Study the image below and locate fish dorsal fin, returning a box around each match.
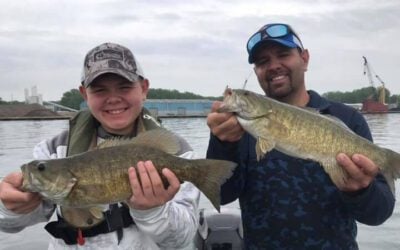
[89,206,105,219]
[97,137,133,149]
[321,114,356,133]
[97,128,181,155]
[133,129,181,155]
[302,109,355,134]
[302,108,353,132]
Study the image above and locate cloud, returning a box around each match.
[0,0,399,101]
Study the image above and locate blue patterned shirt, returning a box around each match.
[207,90,395,249]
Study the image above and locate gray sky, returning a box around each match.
[1,0,399,101]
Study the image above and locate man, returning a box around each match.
[206,23,395,249]
[0,42,200,249]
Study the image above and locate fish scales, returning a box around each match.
[218,88,400,193]
[57,145,196,206]
[21,129,237,212]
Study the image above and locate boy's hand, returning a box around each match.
[0,172,42,214]
[127,161,180,210]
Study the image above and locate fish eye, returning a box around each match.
[37,162,46,171]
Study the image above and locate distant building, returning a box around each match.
[24,86,43,105]
[80,99,214,117]
[144,99,213,117]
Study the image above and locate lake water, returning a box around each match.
[0,114,400,249]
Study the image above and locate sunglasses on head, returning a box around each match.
[246,23,304,53]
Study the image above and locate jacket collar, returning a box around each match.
[306,90,331,113]
[67,108,161,156]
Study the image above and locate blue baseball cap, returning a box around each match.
[247,23,304,63]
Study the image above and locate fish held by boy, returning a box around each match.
[217,88,400,194]
[20,129,237,227]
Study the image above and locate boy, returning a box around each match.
[0,42,200,249]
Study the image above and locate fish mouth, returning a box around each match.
[237,113,269,120]
[20,165,33,191]
[216,103,242,114]
[219,87,269,120]
[217,104,268,120]
[22,172,42,193]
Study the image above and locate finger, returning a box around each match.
[5,193,42,214]
[144,161,165,196]
[208,114,243,142]
[128,166,143,197]
[3,172,24,188]
[12,196,42,214]
[337,153,374,191]
[351,154,379,177]
[336,153,364,180]
[0,182,38,204]
[216,116,244,142]
[137,161,154,196]
[207,112,233,130]
[211,101,223,112]
[161,168,180,197]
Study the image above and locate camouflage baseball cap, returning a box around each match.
[81,42,145,87]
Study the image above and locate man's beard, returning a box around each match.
[264,81,293,101]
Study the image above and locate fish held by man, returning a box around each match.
[217,88,400,194]
[20,129,237,214]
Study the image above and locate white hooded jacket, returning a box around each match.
[0,129,200,250]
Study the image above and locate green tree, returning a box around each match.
[60,89,83,110]
[322,87,396,104]
[389,95,400,104]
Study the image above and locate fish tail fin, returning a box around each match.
[382,149,400,195]
[189,159,237,212]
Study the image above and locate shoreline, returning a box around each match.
[0,115,209,121]
[0,116,72,121]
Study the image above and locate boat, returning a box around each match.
[361,56,389,114]
[361,99,388,113]
[194,207,244,249]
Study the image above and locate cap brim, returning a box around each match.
[248,38,298,64]
[83,69,141,87]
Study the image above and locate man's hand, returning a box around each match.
[336,153,380,193]
[0,172,42,214]
[127,161,180,210]
[206,101,244,142]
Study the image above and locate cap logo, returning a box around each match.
[94,49,123,62]
[108,60,125,71]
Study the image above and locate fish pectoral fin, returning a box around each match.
[61,207,105,228]
[256,137,275,161]
[89,206,105,220]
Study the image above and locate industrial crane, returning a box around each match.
[362,56,386,104]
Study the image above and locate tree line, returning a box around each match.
[322,87,399,104]
[56,88,222,110]
[1,87,398,110]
